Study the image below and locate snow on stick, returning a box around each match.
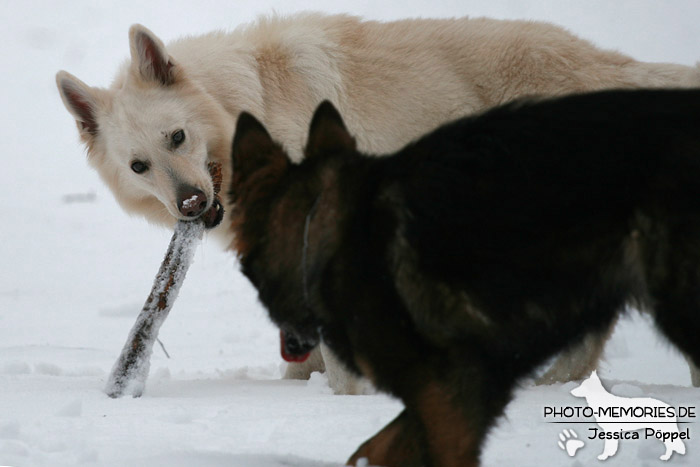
[105,162,223,398]
[104,221,204,397]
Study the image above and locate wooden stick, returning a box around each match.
[105,163,223,398]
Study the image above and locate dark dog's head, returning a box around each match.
[228,101,357,356]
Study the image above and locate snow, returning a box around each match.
[182,196,199,210]
[1,1,699,466]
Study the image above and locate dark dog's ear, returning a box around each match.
[231,112,288,182]
[305,101,356,159]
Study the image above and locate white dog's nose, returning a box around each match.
[177,187,207,217]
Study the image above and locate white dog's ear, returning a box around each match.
[305,101,356,159]
[56,70,109,138]
[129,24,178,85]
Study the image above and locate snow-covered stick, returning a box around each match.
[105,221,204,398]
[105,162,223,398]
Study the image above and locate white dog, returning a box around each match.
[56,13,700,394]
[571,371,687,461]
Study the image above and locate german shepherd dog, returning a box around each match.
[229,89,700,466]
[56,14,700,392]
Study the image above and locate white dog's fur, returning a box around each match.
[56,13,700,394]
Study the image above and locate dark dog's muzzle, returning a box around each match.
[280,329,319,363]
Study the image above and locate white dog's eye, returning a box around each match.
[131,160,150,174]
[172,129,185,147]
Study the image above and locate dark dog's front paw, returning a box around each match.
[347,410,425,467]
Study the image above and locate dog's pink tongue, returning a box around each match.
[280,332,311,363]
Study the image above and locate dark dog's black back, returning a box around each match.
[388,90,700,363]
[229,89,700,466]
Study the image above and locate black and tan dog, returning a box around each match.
[229,90,700,466]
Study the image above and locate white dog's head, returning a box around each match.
[56,25,231,227]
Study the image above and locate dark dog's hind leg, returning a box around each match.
[647,230,700,387]
[683,354,700,387]
[652,294,700,387]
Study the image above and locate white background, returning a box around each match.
[0,1,699,465]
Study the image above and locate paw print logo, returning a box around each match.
[558,428,585,457]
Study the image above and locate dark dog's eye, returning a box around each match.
[172,129,185,147]
[131,160,149,174]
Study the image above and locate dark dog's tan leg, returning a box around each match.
[350,380,484,466]
[349,360,497,467]
[414,381,482,467]
[347,409,426,467]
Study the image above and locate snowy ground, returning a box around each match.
[1,1,699,466]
